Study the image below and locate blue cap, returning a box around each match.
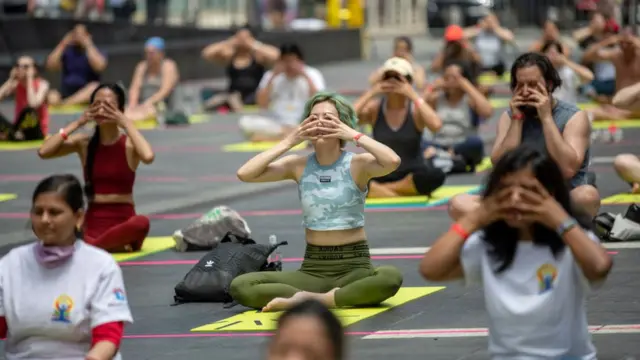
[145,37,165,51]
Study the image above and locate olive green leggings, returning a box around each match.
[229,241,403,309]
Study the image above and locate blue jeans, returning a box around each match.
[422,136,485,167]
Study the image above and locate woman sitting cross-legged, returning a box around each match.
[230,92,404,312]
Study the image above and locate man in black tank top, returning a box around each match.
[448,53,600,220]
[201,26,280,112]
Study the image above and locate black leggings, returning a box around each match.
[374,161,446,195]
[0,108,44,141]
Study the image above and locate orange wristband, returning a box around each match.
[59,128,68,140]
[353,133,364,147]
[451,223,470,239]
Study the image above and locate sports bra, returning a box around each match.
[88,135,136,195]
[298,152,367,231]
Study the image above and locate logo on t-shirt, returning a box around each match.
[113,288,126,301]
[536,264,558,293]
[51,294,74,323]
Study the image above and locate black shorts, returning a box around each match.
[0,108,43,141]
[482,62,506,77]
[373,162,446,195]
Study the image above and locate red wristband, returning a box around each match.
[353,133,364,147]
[451,223,470,239]
[414,98,425,108]
[59,128,68,140]
[512,113,523,121]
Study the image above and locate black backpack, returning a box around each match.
[172,232,287,306]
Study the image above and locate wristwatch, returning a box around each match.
[556,217,578,237]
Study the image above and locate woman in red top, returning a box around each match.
[0,56,50,141]
[38,83,155,252]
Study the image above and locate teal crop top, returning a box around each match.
[298,151,368,231]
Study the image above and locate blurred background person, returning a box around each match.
[529,20,572,57]
[542,40,594,105]
[463,13,514,78]
[201,26,280,113]
[0,56,49,141]
[423,63,493,174]
[369,36,426,90]
[268,299,345,360]
[146,0,168,24]
[239,43,325,142]
[46,24,107,107]
[126,37,179,122]
[430,25,482,83]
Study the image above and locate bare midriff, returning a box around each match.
[305,227,367,247]
[93,193,134,204]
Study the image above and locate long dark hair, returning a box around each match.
[510,52,562,93]
[275,299,344,360]
[32,174,85,238]
[85,83,126,200]
[482,146,590,273]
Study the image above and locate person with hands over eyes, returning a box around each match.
[369,36,427,90]
[232,92,403,312]
[46,24,106,107]
[355,57,445,198]
[38,83,155,253]
[463,13,514,77]
[201,25,280,112]
[449,52,600,221]
[0,56,50,141]
[0,174,133,360]
[423,63,493,173]
[420,146,612,360]
[240,43,325,142]
[542,40,594,105]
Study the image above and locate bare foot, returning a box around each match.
[262,292,312,312]
[632,183,640,194]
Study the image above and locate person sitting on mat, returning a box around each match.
[420,146,612,360]
[463,13,514,78]
[231,91,403,312]
[612,82,640,193]
[369,36,426,90]
[580,20,623,106]
[354,57,445,198]
[542,40,594,105]
[46,24,106,107]
[431,25,482,83]
[239,43,325,142]
[125,37,179,122]
[448,53,601,220]
[584,27,640,120]
[201,25,280,112]
[422,63,493,173]
[0,56,50,141]
[529,20,572,57]
[38,83,154,252]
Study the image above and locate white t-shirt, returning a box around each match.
[258,66,326,127]
[0,241,133,360]
[554,66,580,105]
[460,231,598,360]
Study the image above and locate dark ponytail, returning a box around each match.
[84,83,127,201]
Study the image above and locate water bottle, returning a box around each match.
[268,235,281,263]
[610,125,623,143]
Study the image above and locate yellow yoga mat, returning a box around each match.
[366,185,478,205]
[478,73,510,86]
[489,98,597,110]
[135,118,158,130]
[475,157,492,172]
[49,104,87,115]
[602,193,640,205]
[0,194,17,203]
[0,140,44,150]
[592,119,640,129]
[191,286,445,332]
[111,236,175,262]
[223,141,307,152]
